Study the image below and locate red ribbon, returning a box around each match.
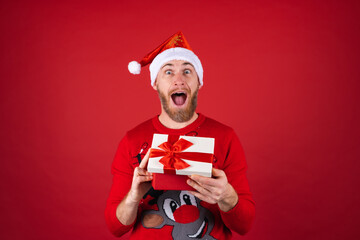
[149,137,213,174]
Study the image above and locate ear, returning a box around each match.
[142,211,166,229]
[197,77,202,89]
[152,80,158,91]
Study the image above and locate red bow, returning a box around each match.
[149,138,213,174]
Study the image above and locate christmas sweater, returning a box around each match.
[105,113,255,239]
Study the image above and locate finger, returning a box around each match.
[187,190,216,205]
[136,175,153,183]
[187,178,224,204]
[212,168,225,178]
[139,149,151,168]
[134,168,153,182]
[187,178,212,196]
[187,190,204,200]
[190,174,218,189]
[136,167,152,176]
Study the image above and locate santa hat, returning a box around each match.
[128,31,203,86]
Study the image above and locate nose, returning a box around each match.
[173,205,199,224]
[173,72,185,86]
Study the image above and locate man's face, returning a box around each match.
[153,60,200,123]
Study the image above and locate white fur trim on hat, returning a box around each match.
[128,61,141,74]
[149,48,203,86]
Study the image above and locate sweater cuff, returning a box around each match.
[219,198,240,218]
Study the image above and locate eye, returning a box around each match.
[180,191,197,206]
[165,70,172,75]
[163,198,179,221]
[184,69,191,74]
[183,194,192,205]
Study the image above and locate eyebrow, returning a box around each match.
[160,62,194,69]
[161,63,174,69]
[182,62,194,67]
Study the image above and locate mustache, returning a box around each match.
[169,88,190,95]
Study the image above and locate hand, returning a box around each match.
[127,150,153,204]
[187,168,238,212]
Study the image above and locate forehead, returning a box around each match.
[160,60,195,69]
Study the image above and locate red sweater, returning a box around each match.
[105,114,255,239]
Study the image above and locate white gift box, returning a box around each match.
[147,134,215,177]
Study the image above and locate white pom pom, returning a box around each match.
[128,61,141,74]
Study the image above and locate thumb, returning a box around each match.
[139,149,151,169]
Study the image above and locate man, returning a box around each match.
[105,31,255,239]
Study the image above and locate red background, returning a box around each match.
[1,0,359,239]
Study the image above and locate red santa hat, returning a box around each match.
[128,31,203,86]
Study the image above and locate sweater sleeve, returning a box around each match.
[219,129,255,235]
[104,134,137,237]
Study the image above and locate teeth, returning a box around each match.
[172,91,186,95]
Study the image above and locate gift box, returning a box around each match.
[147,134,215,190]
[151,173,193,191]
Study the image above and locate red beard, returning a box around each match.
[157,88,198,123]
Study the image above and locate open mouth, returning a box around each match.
[171,91,187,106]
[187,217,209,238]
